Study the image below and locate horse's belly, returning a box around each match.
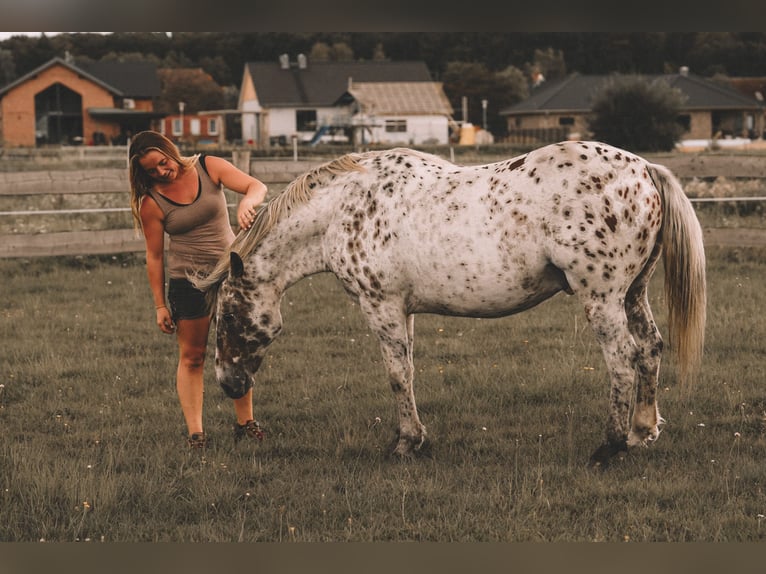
[406,262,567,318]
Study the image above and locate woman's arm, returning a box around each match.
[204,155,267,230]
[140,197,175,334]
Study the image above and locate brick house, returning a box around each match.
[500,71,764,146]
[156,112,225,146]
[0,56,164,147]
[154,67,226,146]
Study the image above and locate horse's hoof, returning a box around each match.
[588,440,628,469]
[628,417,665,447]
[389,434,427,459]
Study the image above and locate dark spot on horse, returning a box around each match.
[605,214,618,232]
[509,157,525,171]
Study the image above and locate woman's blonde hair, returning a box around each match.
[128,130,195,233]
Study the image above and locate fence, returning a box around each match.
[1,151,765,258]
[0,151,323,258]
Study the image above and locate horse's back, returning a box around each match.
[323,142,663,316]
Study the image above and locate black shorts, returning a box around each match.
[167,278,209,321]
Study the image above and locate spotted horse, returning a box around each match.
[194,141,707,467]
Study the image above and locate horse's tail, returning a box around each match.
[647,163,707,385]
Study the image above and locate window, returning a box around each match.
[296,110,317,131]
[676,114,691,131]
[558,116,575,126]
[190,119,201,136]
[385,119,407,133]
[207,118,219,135]
[172,118,183,136]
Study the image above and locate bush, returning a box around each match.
[588,75,687,152]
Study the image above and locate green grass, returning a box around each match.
[1,247,765,542]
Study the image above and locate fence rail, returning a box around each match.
[2,152,765,258]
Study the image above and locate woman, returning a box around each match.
[128,130,267,449]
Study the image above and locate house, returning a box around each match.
[500,70,764,146]
[157,111,224,146]
[339,80,454,146]
[239,55,450,147]
[727,76,766,136]
[155,67,227,146]
[0,56,164,147]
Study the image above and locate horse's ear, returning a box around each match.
[230,252,245,278]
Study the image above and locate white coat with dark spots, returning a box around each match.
[195,141,707,467]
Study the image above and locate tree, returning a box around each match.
[524,47,567,84]
[156,68,224,114]
[308,41,354,62]
[442,61,528,136]
[0,49,16,86]
[588,75,687,152]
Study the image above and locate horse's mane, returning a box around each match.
[193,151,368,295]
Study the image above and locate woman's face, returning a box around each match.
[138,150,179,184]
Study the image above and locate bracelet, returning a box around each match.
[155,304,167,310]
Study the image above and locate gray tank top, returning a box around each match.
[148,155,235,279]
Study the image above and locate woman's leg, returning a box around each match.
[175,315,211,437]
[233,389,254,426]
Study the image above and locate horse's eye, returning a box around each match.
[222,313,236,323]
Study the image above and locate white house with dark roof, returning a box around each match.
[342,80,454,146]
[238,55,453,146]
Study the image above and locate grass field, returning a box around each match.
[1,241,765,542]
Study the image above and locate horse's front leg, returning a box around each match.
[365,305,426,456]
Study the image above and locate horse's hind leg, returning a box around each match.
[582,298,639,466]
[625,252,664,447]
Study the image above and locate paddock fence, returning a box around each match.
[1,151,765,258]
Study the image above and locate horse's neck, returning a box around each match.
[250,209,328,292]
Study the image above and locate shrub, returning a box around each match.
[588,75,687,152]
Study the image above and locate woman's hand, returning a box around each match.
[237,198,260,230]
[156,306,176,334]
[203,155,267,231]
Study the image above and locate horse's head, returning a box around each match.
[211,251,283,399]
